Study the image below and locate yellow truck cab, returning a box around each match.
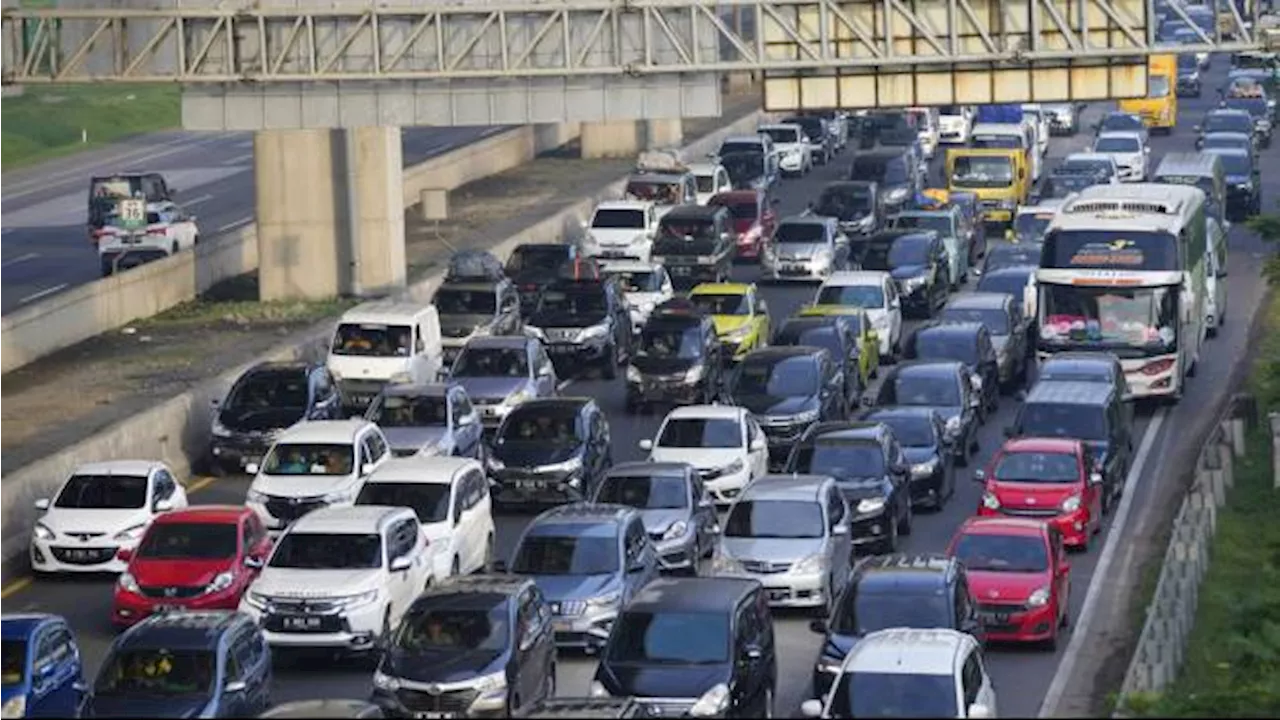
[687,282,770,362]
[945,148,1029,229]
[1118,54,1178,133]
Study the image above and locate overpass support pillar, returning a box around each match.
[254,127,406,301]
[580,119,684,159]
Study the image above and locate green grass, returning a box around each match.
[1125,293,1280,718]
[1,84,180,169]
[142,296,359,330]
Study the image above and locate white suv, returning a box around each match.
[240,505,431,651]
[639,405,768,506]
[581,200,659,262]
[29,460,188,574]
[801,628,998,719]
[245,419,391,533]
[355,456,496,582]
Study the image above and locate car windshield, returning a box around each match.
[1013,213,1055,243]
[832,672,960,719]
[435,289,498,316]
[96,650,215,696]
[734,356,819,397]
[137,523,238,560]
[952,532,1051,573]
[775,223,826,244]
[1201,134,1250,151]
[994,451,1080,483]
[453,347,529,378]
[724,500,824,539]
[780,327,844,360]
[370,394,448,428]
[55,474,148,509]
[1102,115,1143,132]
[1018,403,1107,442]
[1224,97,1268,117]
[394,603,509,652]
[719,153,766,184]
[506,247,567,273]
[1207,151,1253,176]
[261,443,354,476]
[915,331,979,365]
[226,371,308,411]
[892,214,954,236]
[1060,158,1113,176]
[894,374,961,406]
[638,325,703,360]
[1204,113,1253,133]
[270,533,383,569]
[854,158,908,185]
[1094,136,1141,153]
[870,415,937,447]
[332,323,414,357]
[1,641,24,686]
[977,270,1032,300]
[512,531,619,575]
[592,209,647,230]
[951,156,1015,187]
[815,187,872,215]
[792,441,886,478]
[970,134,1021,149]
[658,418,743,449]
[940,307,1009,336]
[719,141,763,156]
[817,284,885,307]
[690,293,749,315]
[836,590,953,635]
[537,287,607,318]
[608,269,662,293]
[1039,284,1178,351]
[596,474,690,509]
[499,408,581,445]
[695,174,718,193]
[608,611,730,665]
[761,126,801,144]
[888,237,931,266]
[356,482,450,524]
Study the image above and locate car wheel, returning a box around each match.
[602,341,618,380]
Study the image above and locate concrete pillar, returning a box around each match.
[254,128,343,301]
[581,121,642,159]
[645,119,684,148]
[346,126,406,297]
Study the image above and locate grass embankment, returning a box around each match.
[1133,293,1280,717]
[2,84,180,169]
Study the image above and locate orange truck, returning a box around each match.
[1118,54,1178,133]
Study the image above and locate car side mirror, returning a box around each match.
[153,498,174,513]
[224,680,247,694]
[244,555,264,569]
[639,438,654,451]
[33,498,50,511]
[116,547,134,562]
[973,469,987,483]
[389,556,412,572]
[1003,425,1016,438]
[801,700,824,718]
[245,462,260,475]
[1089,471,1104,485]
[361,463,376,476]
[749,438,766,452]
[968,703,994,719]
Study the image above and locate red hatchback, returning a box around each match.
[112,505,272,628]
[948,516,1071,648]
[974,437,1103,551]
[708,189,777,259]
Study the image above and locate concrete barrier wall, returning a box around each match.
[0,108,769,573]
[0,123,580,375]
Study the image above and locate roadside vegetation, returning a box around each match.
[1,84,180,168]
[1125,291,1280,717]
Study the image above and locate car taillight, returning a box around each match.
[1141,358,1176,376]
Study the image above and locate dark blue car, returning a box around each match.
[2,613,89,718]
[88,611,270,719]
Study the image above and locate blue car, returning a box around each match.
[1,613,89,718]
[87,611,271,719]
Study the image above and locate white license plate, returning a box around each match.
[414,713,459,719]
[66,549,103,560]
[517,480,549,490]
[282,616,323,630]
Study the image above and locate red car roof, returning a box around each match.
[957,516,1051,538]
[152,505,250,524]
[999,436,1082,454]
[709,190,761,203]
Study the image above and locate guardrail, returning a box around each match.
[0,122,580,374]
[1112,396,1255,714]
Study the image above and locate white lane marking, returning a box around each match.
[18,283,68,305]
[184,193,215,207]
[1,252,39,268]
[217,217,252,233]
[1038,406,1168,717]
[222,153,253,166]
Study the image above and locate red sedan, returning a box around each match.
[974,437,1103,551]
[708,189,777,260]
[112,505,272,628]
[948,516,1071,648]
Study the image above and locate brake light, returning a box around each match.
[1140,358,1176,376]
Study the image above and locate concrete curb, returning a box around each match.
[0,106,771,581]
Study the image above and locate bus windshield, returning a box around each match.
[1042,230,1179,272]
[1039,284,1179,356]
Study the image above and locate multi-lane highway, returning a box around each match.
[0,126,508,314]
[3,61,1273,718]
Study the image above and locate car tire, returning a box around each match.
[602,342,618,380]
[544,664,556,701]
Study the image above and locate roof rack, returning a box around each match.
[445,250,505,282]
[634,149,689,175]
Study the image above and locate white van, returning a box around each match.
[327,301,443,413]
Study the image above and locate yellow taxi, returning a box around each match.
[688,282,770,361]
[797,304,881,387]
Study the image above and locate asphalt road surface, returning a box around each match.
[0,126,508,314]
[4,59,1274,718]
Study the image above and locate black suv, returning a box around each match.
[858,230,949,317]
[1005,380,1133,514]
[808,554,983,698]
[772,316,866,409]
[371,576,556,718]
[809,181,884,237]
[487,397,613,507]
[1204,147,1262,218]
[730,346,847,470]
[784,421,912,553]
[435,254,524,365]
[594,577,777,718]
[940,293,1030,389]
[625,298,726,412]
[651,205,735,289]
[874,361,982,465]
[90,611,271,718]
[208,361,341,474]
[528,260,633,379]
[506,243,579,319]
[848,150,918,212]
[857,407,954,510]
[903,322,1000,418]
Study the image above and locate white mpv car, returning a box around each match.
[240,505,432,651]
[640,405,768,506]
[29,460,188,575]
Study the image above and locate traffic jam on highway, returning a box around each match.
[5,32,1278,720]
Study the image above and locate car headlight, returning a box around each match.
[970,372,984,390]
[577,324,610,342]
[246,489,268,503]
[887,187,909,203]
[911,459,939,477]
[244,591,270,611]
[626,365,643,382]
[856,497,886,515]
[502,389,531,408]
[486,454,506,471]
[113,524,148,542]
[1061,494,1082,512]
[118,572,141,594]
[901,275,927,292]
[211,419,231,438]
[590,680,611,698]
[373,669,402,692]
[389,372,413,385]
[1027,586,1051,607]
[3,695,27,719]
[712,553,742,574]
[588,591,622,608]
[998,199,1018,210]
[872,315,890,330]
[543,456,584,476]
[690,683,731,718]
[205,571,235,595]
[785,409,821,425]
[32,522,54,541]
[792,553,824,574]
[662,521,689,541]
[323,489,356,504]
[722,458,745,476]
[641,301,657,314]
[813,247,834,265]
[337,589,379,608]
[815,657,843,674]
[982,492,1001,510]
[472,670,508,694]
[683,365,706,383]
[944,416,962,436]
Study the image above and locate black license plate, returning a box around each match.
[155,604,182,613]
[281,615,324,631]
[350,394,375,406]
[550,345,577,355]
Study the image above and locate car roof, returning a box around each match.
[980,264,1035,279]
[740,473,831,502]
[1041,352,1119,370]
[365,456,478,485]
[599,259,662,273]
[809,421,888,443]
[690,282,752,295]
[289,505,409,534]
[1204,147,1252,160]
[664,404,746,421]
[340,301,430,324]
[507,397,591,414]
[778,214,829,227]
[709,190,762,203]
[861,406,943,422]
[278,418,373,444]
[119,611,246,651]
[595,200,652,211]
[626,576,760,613]
[70,459,161,477]
[465,335,533,350]
[917,321,985,338]
[661,205,721,221]
[855,554,958,591]
[382,382,453,399]
[846,628,972,675]
[244,360,313,375]
[744,346,823,363]
[532,502,637,527]
[1001,436,1083,454]
[944,293,1010,310]
[605,461,693,477]
[1208,107,1253,119]
[958,515,1052,538]
[420,573,533,600]
[2,614,60,639]
[1024,380,1115,405]
[1097,130,1145,141]
[893,359,965,377]
[826,270,892,286]
[152,506,249,525]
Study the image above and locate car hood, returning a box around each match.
[587,228,648,246]
[966,569,1053,604]
[833,479,890,501]
[219,406,305,433]
[89,695,211,719]
[903,446,942,464]
[890,265,927,281]
[383,649,505,684]
[328,355,409,382]
[493,443,580,468]
[382,426,450,454]
[631,356,698,375]
[907,404,962,423]
[721,537,824,563]
[638,509,691,536]
[527,573,619,602]
[650,447,741,471]
[1227,174,1253,185]
[454,376,529,402]
[252,568,384,597]
[710,315,751,336]
[251,473,355,498]
[773,242,827,259]
[129,557,235,588]
[731,393,816,417]
[40,508,151,537]
[1098,150,1143,166]
[510,268,559,288]
[597,663,731,699]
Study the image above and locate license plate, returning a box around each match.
[282,616,323,631]
[155,604,182,613]
[67,549,101,560]
[517,480,549,490]
[351,394,375,406]
[982,612,1011,624]
[414,713,459,719]
[767,588,789,601]
[670,265,692,276]
[550,345,576,355]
